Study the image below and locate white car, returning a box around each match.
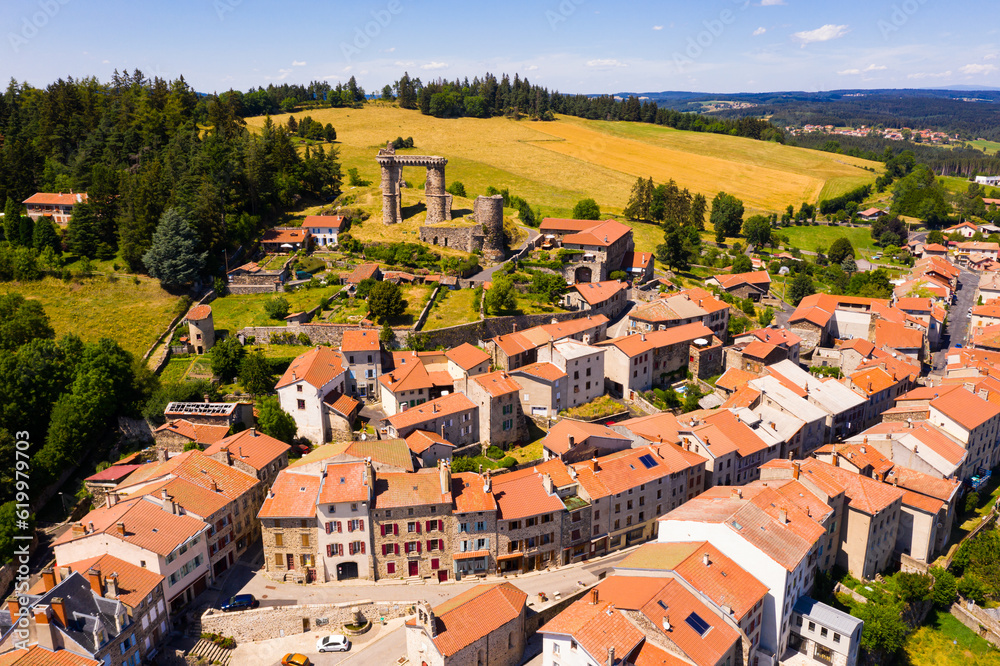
[316,635,351,653]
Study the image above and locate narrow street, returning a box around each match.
[931,264,978,374]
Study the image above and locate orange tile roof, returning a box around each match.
[562,220,633,247]
[571,445,697,500]
[405,429,455,455]
[54,497,207,556]
[154,419,230,445]
[153,477,231,517]
[0,646,100,666]
[601,323,714,358]
[262,227,310,244]
[886,465,960,502]
[317,461,370,504]
[900,489,945,514]
[618,412,683,444]
[491,331,535,358]
[346,262,380,283]
[639,578,741,666]
[543,419,630,456]
[715,367,759,392]
[751,327,801,346]
[301,214,345,230]
[513,362,566,382]
[541,599,645,665]
[849,367,897,396]
[186,304,212,321]
[23,192,88,206]
[896,297,933,312]
[451,472,498,513]
[802,459,903,515]
[83,464,142,484]
[375,469,451,508]
[423,583,527,657]
[624,251,653,269]
[203,429,290,473]
[874,320,924,351]
[59,554,164,611]
[340,329,381,352]
[721,385,762,409]
[386,393,476,431]
[830,443,894,477]
[957,241,1000,251]
[698,409,770,457]
[290,439,415,472]
[740,339,779,360]
[276,346,346,389]
[930,386,1000,430]
[445,343,490,370]
[573,280,627,306]
[539,218,600,233]
[789,305,832,327]
[324,390,361,418]
[712,270,772,290]
[491,468,566,519]
[472,370,522,397]
[258,470,321,518]
[632,642,692,666]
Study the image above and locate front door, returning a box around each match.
[437,570,448,583]
[408,561,419,577]
[287,554,295,570]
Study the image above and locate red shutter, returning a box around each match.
[431,558,439,570]
[325,522,332,534]
[347,521,353,533]
[360,542,366,554]
[417,541,422,554]
[380,524,386,537]
[416,522,422,534]
[326,544,333,557]
[339,544,344,556]
[337,521,343,533]
[394,524,399,536]
[349,542,354,556]
[439,538,444,550]
[359,519,364,530]
[382,544,387,556]
[395,543,400,555]
[438,520,443,531]
[425,520,432,532]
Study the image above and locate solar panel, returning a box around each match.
[685,612,712,636]
[638,454,658,469]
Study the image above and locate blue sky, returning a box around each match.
[3,0,999,94]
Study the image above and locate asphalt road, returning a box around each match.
[931,264,979,373]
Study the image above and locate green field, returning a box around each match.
[245,105,880,220]
[906,609,1000,666]
[423,288,480,330]
[1,276,180,357]
[211,285,343,334]
[778,225,878,254]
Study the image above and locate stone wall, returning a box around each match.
[418,225,484,253]
[228,283,280,295]
[413,286,441,332]
[951,599,1000,649]
[523,584,594,636]
[201,599,416,643]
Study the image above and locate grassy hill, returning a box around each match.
[246,104,880,220]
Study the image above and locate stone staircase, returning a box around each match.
[188,638,233,666]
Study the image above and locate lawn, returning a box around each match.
[630,219,666,256]
[261,254,290,270]
[906,609,1000,665]
[324,297,370,324]
[244,105,880,220]
[423,288,480,331]
[393,284,435,326]
[777,224,878,254]
[211,285,343,333]
[1,276,180,357]
[159,356,194,383]
[562,396,628,420]
[515,292,568,316]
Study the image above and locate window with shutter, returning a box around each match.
[425,520,432,532]
[387,562,395,574]
[382,544,388,556]
[380,524,386,537]
[325,522,332,534]
[438,519,443,531]
[416,522,421,533]
[395,544,400,555]
[349,543,354,556]
[440,538,445,550]
[431,558,439,569]
[394,524,399,536]
[337,521,343,533]
[417,541,422,553]
[360,542,365,554]
[327,544,333,557]
[359,519,364,530]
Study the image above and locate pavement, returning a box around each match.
[469,227,541,283]
[229,617,408,666]
[930,263,978,374]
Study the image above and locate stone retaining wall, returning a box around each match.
[200,599,415,643]
[950,600,1000,648]
[419,225,484,253]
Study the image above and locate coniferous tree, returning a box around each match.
[3,198,20,244]
[17,215,33,248]
[32,216,60,254]
[143,208,207,288]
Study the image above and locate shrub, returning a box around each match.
[264,296,290,320]
[964,491,980,514]
[498,457,517,469]
[485,446,505,461]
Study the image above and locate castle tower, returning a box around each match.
[476,195,506,263]
[186,305,215,354]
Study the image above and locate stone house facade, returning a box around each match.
[465,371,524,449]
[316,461,375,582]
[383,393,479,446]
[341,330,384,400]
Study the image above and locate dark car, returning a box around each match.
[220,594,259,612]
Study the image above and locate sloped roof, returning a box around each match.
[275,346,346,389]
[60,554,164,611]
[873,320,924,351]
[301,214,345,230]
[258,470,321,518]
[600,323,714,358]
[386,393,476,431]
[23,192,88,206]
[0,645,100,665]
[573,280,627,306]
[421,583,527,657]
[340,329,381,352]
[715,367,759,392]
[540,599,645,665]
[317,461,370,504]
[571,445,696,500]
[711,271,772,290]
[375,469,451,508]
[290,439,415,473]
[490,467,566,519]
[544,419,631,456]
[638,578,741,666]
[186,304,212,321]
[930,386,1000,430]
[512,362,566,383]
[154,419,230,445]
[405,429,455,455]
[802,459,903,515]
[346,263,380,283]
[202,428,290,472]
[562,220,632,247]
[472,371,522,397]
[54,497,206,556]
[445,343,490,370]
[451,472,497,513]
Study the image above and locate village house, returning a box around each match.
[622,250,654,283]
[541,420,633,464]
[406,583,527,666]
[487,316,608,371]
[203,427,291,487]
[301,214,347,247]
[463,371,524,448]
[541,219,635,284]
[257,470,322,583]
[340,329,384,399]
[706,270,772,301]
[599,323,717,396]
[275,346,348,445]
[562,280,629,319]
[22,191,87,226]
[490,466,566,575]
[628,288,730,340]
[315,461,376,582]
[510,362,567,419]
[383,393,479,445]
[163,401,249,429]
[445,343,491,380]
[732,327,802,365]
[261,227,311,253]
[451,472,499,580]
[152,419,230,455]
[405,430,456,469]
[536,339,606,410]
[378,350,454,416]
[344,262,382,286]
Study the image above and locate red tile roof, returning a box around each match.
[324,390,361,419]
[472,370,521,397]
[262,227,310,244]
[544,419,630,456]
[740,339,779,360]
[573,280,627,306]
[60,553,164,610]
[276,346,346,389]
[541,599,644,665]
[562,220,633,248]
[711,270,772,290]
[386,393,476,431]
[750,327,801,346]
[930,386,1000,431]
[301,215,345,230]
[849,367,897,396]
[154,419,231,445]
[317,461,370,504]
[186,304,212,321]
[346,263,380,283]
[715,367,759,392]
[375,469,451,508]
[490,467,566,519]
[422,583,527,657]
[640,579,741,666]
[54,497,207,556]
[874,320,924,351]
[204,429,290,472]
[405,429,455,455]
[571,445,698,499]
[340,329,381,352]
[258,470,321,518]
[539,218,601,233]
[513,362,566,382]
[451,472,497,513]
[600,323,714,358]
[445,343,490,371]
[84,464,143,484]
[23,192,88,206]
[0,645,100,666]
[802,459,903,515]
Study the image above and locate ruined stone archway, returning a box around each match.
[376,143,452,224]
[575,266,593,283]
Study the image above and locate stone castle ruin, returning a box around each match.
[376,145,508,262]
[376,143,452,224]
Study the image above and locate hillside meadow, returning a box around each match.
[245,104,881,220]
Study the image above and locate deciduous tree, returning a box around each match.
[256,396,297,443]
[711,192,745,243]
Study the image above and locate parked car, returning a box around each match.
[281,654,311,666]
[219,594,259,612]
[316,635,351,653]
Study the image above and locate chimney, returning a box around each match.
[439,460,452,496]
[793,461,801,480]
[860,445,867,455]
[157,446,168,463]
[50,597,67,627]
[161,489,176,515]
[703,552,711,566]
[568,435,576,449]
[210,480,219,493]
[731,488,742,499]
[106,491,119,508]
[6,596,19,622]
[542,473,554,494]
[640,333,646,342]
[590,457,599,473]
[33,605,56,652]
[58,566,70,581]
[591,588,599,605]
[483,469,491,494]
[441,424,446,439]
[115,522,125,537]
[833,455,839,467]
[779,508,788,524]
[433,403,438,413]
[87,521,94,534]
[71,523,85,537]
[40,568,56,592]
[607,646,615,666]
[86,568,102,595]
[105,573,119,599]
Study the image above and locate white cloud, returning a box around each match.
[984,53,998,60]
[292,60,306,67]
[961,63,998,75]
[525,64,539,71]
[652,25,663,31]
[837,68,860,75]
[586,58,627,68]
[102,59,109,64]
[383,47,396,53]
[864,64,887,71]
[394,61,415,67]
[760,0,785,5]
[753,27,766,36]
[907,71,952,79]
[792,24,850,46]
[266,68,293,81]
[421,61,448,70]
